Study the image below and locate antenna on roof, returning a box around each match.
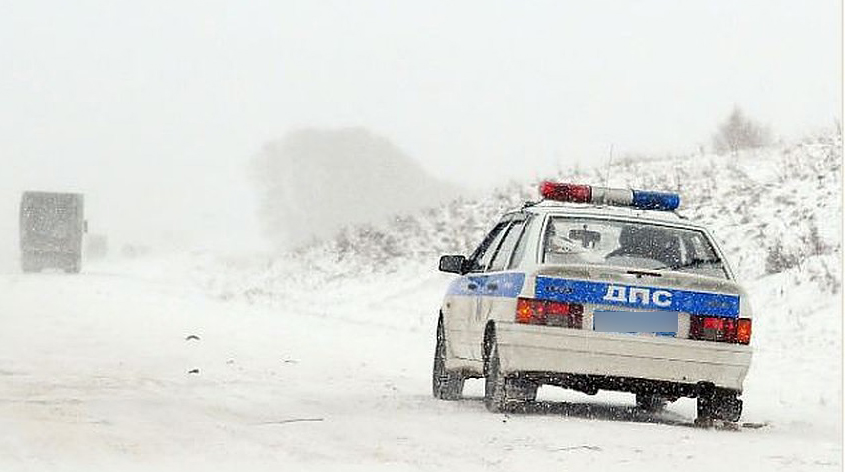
[603,144,614,188]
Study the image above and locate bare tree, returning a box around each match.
[712,106,772,155]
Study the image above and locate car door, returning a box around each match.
[447,220,511,360]
[468,216,530,361]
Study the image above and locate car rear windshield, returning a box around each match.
[542,217,728,279]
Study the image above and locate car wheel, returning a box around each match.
[432,316,464,400]
[484,339,507,412]
[636,393,668,412]
[509,378,539,403]
[484,335,536,412]
[697,388,742,424]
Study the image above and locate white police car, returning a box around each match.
[433,182,752,424]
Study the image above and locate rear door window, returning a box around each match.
[508,216,533,269]
[467,221,510,273]
[488,219,527,272]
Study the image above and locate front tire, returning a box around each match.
[432,316,464,400]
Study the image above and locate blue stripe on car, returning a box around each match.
[446,272,525,297]
[535,276,740,317]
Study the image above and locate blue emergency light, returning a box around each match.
[540,182,680,211]
[631,189,680,211]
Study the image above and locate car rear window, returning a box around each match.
[542,217,728,279]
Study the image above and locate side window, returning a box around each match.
[489,219,527,272]
[508,216,533,269]
[468,221,511,273]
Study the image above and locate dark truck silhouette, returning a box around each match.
[19,191,86,273]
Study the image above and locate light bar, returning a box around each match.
[539,181,680,211]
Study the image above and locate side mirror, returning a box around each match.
[439,255,467,274]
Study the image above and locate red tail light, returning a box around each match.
[516,298,583,328]
[690,316,751,345]
[737,318,752,344]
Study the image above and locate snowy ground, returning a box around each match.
[0,255,840,471]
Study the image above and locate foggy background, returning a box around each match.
[0,1,840,264]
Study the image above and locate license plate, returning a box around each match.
[593,310,678,337]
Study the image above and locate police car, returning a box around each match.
[433,182,752,424]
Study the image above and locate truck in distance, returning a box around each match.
[19,191,86,273]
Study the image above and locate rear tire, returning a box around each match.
[484,335,537,412]
[484,340,507,412]
[697,388,742,423]
[432,316,464,400]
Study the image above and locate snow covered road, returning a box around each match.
[0,259,840,471]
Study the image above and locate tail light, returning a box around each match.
[516,298,583,328]
[689,316,751,345]
[736,318,752,344]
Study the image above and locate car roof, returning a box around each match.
[511,200,699,228]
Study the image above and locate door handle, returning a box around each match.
[467,283,478,290]
[487,283,498,291]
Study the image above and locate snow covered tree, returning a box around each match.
[712,106,772,155]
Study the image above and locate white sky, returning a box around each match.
[0,0,841,253]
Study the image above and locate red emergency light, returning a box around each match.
[539,182,591,203]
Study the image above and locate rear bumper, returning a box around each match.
[496,322,752,391]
